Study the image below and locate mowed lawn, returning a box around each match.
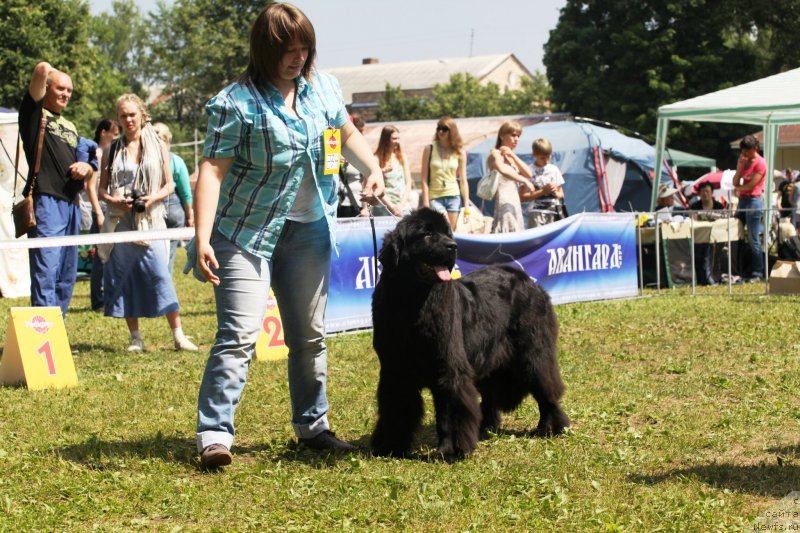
[0,248,798,531]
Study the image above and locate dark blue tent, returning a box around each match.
[467,120,676,214]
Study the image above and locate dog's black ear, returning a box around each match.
[378,229,402,274]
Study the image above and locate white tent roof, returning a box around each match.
[658,67,800,125]
[0,110,17,125]
[653,68,800,211]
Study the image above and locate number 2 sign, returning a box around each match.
[0,307,78,390]
[254,290,289,362]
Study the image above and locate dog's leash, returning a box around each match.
[367,195,402,285]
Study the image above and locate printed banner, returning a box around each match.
[326,217,398,333]
[453,213,638,305]
[324,213,638,333]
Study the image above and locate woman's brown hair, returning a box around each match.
[375,125,406,169]
[432,116,463,152]
[494,121,522,149]
[243,3,317,87]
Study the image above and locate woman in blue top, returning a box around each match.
[193,3,384,468]
[153,123,194,274]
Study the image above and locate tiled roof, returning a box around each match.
[732,124,800,148]
[325,54,529,104]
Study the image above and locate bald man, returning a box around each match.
[19,62,96,316]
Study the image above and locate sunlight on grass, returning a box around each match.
[0,250,798,530]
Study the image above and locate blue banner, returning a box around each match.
[452,213,638,305]
[325,213,638,333]
[326,217,397,333]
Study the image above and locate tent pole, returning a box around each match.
[762,120,778,291]
[652,117,669,211]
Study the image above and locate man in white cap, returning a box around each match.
[654,183,679,222]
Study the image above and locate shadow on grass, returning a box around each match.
[57,432,369,472]
[56,423,567,471]
[57,432,198,468]
[71,342,121,353]
[352,424,556,464]
[631,460,800,498]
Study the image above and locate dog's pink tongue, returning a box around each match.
[434,266,452,281]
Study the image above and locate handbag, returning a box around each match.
[12,195,35,239]
[476,170,500,201]
[455,205,491,234]
[12,117,46,238]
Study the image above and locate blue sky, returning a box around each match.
[88,0,567,73]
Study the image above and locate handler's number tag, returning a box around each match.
[323,129,341,175]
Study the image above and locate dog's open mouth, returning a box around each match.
[420,263,452,282]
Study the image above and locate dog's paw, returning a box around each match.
[532,410,571,437]
[437,448,466,463]
[479,420,501,440]
[371,445,409,459]
[436,440,473,463]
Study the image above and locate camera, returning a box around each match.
[130,188,147,213]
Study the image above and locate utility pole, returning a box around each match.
[469,28,474,57]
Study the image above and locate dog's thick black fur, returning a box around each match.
[371,208,569,461]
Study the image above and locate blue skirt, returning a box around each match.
[103,215,180,318]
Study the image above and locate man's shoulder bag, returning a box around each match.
[12,116,46,238]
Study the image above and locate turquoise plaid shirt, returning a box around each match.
[203,71,348,260]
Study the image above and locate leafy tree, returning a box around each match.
[0,0,131,135]
[90,0,148,96]
[425,73,504,118]
[499,73,552,115]
[375,84,429,122]
[145,0,266,135]
[543,0,799,167]
[376,72,552,122]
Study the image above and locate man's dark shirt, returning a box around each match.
[778,180,794,217]
[18,92,82,201]
[689,197,725,221]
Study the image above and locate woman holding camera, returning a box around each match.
[98,93,197,353]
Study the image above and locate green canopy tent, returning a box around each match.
[653,67,800,212]
[664,148,715,171]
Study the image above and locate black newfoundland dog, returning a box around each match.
[371,208,569,461]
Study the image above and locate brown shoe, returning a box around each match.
[200,444,232,467]
[299,430,356,452]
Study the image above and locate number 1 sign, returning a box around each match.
[0,307,78,390]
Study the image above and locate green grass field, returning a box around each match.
[0,249,798,531]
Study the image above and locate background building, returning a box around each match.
[326,54,533,121]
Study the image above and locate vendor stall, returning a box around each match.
[639,218,745,287]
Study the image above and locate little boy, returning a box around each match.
[520,138,566,228]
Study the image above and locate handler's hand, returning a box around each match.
[196,241,220,286]
[360,170,386,206]
[69,162,93,180]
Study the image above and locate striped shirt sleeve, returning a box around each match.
[203,92,245,159]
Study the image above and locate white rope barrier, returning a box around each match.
[0,227,194,250]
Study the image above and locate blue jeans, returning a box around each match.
[29,194,81,316]
[735,196,765,278]
[196,218,332,452]
[164,193,186,275]
[430,195,462,213]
